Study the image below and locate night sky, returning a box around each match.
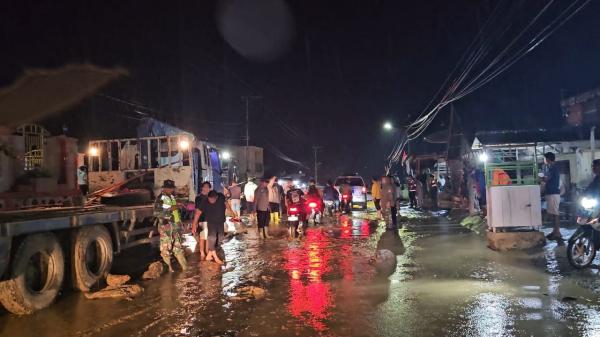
[1,0,599,180]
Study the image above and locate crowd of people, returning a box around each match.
[153,169,466,272]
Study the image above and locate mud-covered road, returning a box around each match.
[2,208,600,337]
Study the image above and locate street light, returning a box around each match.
[222,151,231,160]
[383,121,393,131]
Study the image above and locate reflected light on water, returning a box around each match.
[284,230,334,332]
[339,216,371,239]
[463,293,514,337]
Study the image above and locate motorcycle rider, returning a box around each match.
[339,180,353,213]
[286,182,305,207]
[586,159,600,194]
[306,179,323,203]
[323,179,340,215]
[286,182,306,237]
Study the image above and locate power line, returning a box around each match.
[389,0,591,169]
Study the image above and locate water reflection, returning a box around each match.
[339,215,371,239]
[462,293,514,337]
[284,230,334,332]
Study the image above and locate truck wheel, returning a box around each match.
[0,233,65,314]
[72,225,113,292]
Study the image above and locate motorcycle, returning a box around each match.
[324,200,337,217]
[287,201,306,238]
[306,199,323,225]
[567,195,600,269]
[340,192,352,214]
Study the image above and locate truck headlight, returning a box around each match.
[581,197,598,210]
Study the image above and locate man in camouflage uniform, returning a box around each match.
[154,179,187,272]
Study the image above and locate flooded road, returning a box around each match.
[2,208,600,337]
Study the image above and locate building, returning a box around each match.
[222,145,264,182]
[472,128,600,193]
[562,87,600,127]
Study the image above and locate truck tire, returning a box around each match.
[0,233,65,314]
[72,225,113,292]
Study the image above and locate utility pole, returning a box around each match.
[312,145,322,183]
[241,96,261,179]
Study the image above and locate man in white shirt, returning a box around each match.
[77,166,88,195]
[244,178,258,222]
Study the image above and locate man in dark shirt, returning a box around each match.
[191,182,211,260]
[195,190,232,264]
[543,152,562,240]
[323,180,339,215]
[585,160,600,195]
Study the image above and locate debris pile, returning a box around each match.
[84,274,143,300]
[142,261,165,280]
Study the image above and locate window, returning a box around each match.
[100,141,109,172]
[90,142,100,172]
[110,141,119,171]
[150,139,159,168]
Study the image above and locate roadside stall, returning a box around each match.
[473,131,547,249]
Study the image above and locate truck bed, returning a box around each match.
[0,204,154,237]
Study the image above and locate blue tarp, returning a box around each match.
[136,118,193,138]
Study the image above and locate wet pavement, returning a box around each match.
[2,207,600,337]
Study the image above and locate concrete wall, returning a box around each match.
[230,146,264,179]
[44,136,78,191]
[0,131,25,193]
[556,148,594,188]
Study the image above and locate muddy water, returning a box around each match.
[2,209,600,337]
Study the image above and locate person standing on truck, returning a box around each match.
[244,178,258,223]
[77,165,88,195]
[154,179,188,272]
[227,180,242,219]
[192,181,212,260]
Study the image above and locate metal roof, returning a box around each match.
[472,128,598,149]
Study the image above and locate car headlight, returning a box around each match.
[581,197,598,210]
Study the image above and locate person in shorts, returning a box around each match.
[227,180,242,218]
[192,181,212,260]
[195,190,232,264]
[543,152,562,240]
